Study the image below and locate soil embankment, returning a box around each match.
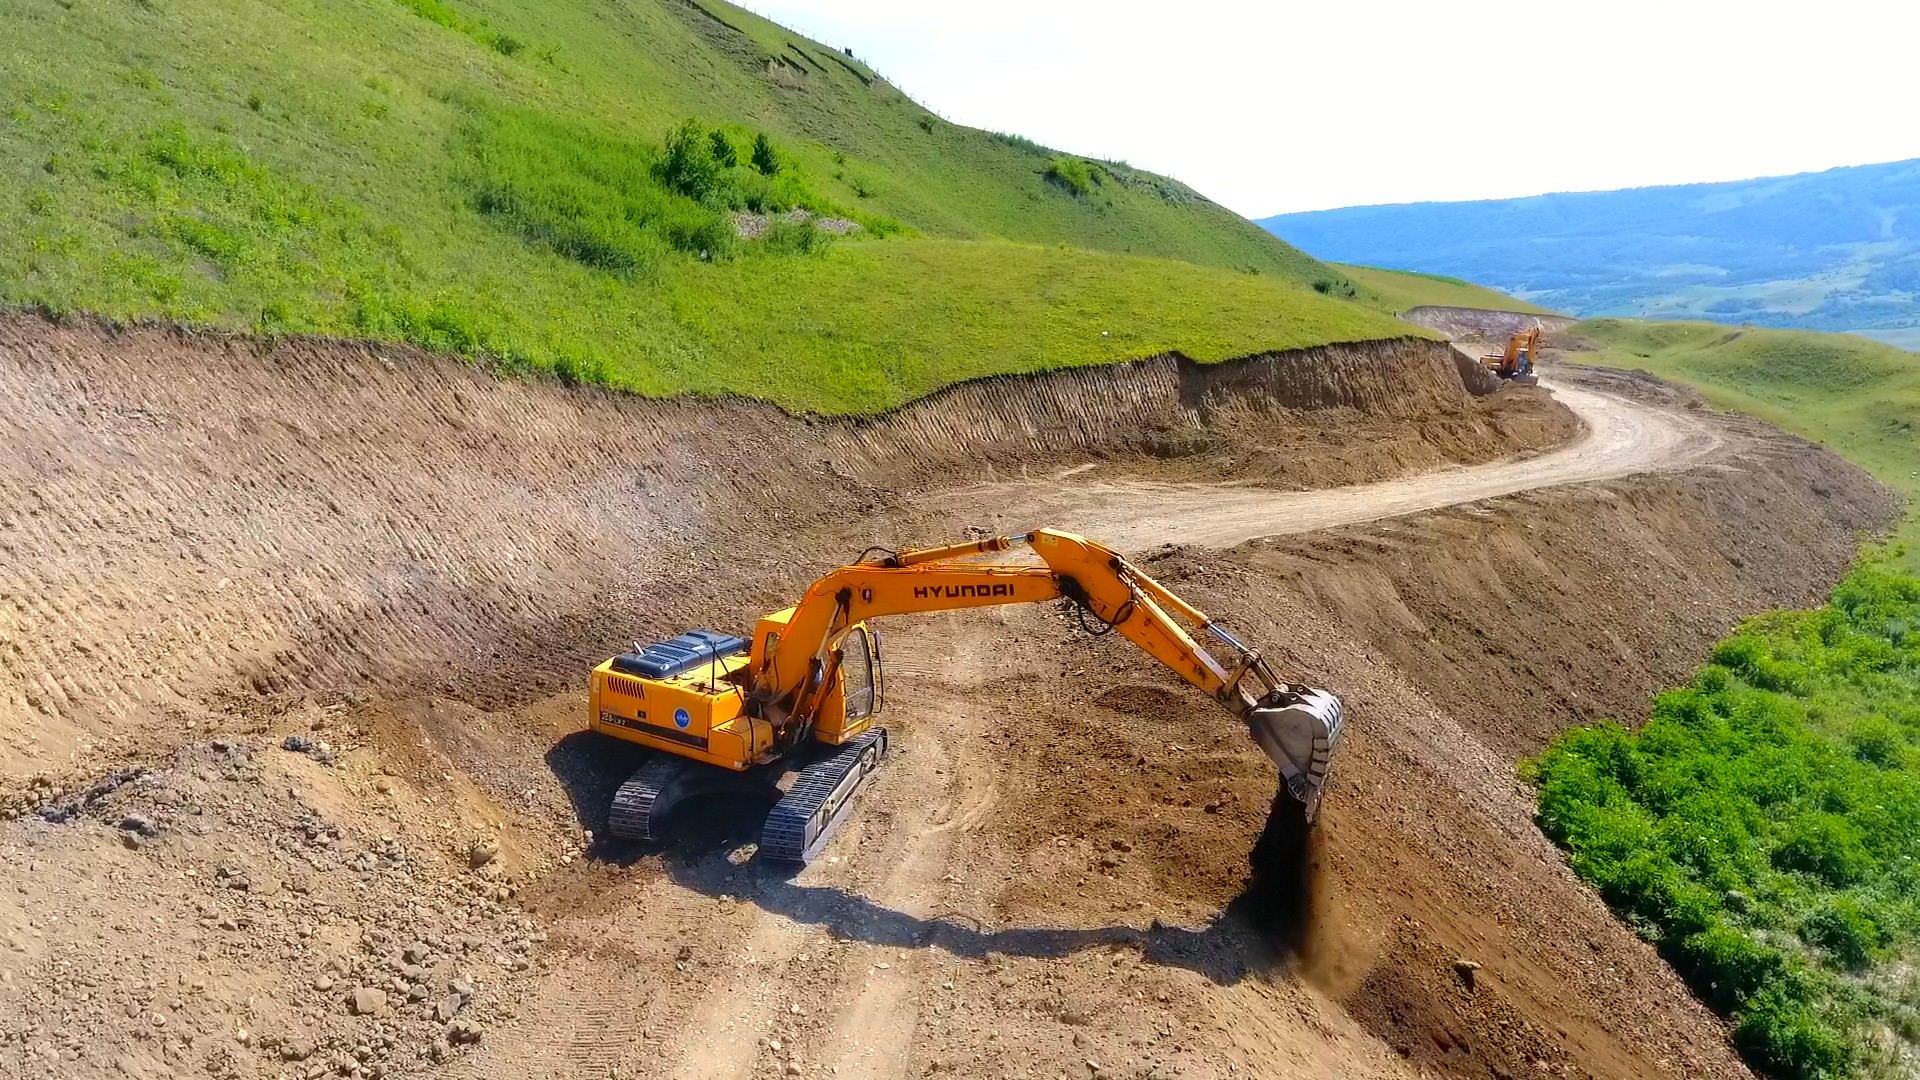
[0,312,1897,1080]
[0,316,1565,784]
[1403,306,1577,343]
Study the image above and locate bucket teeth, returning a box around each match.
[761,728,889,864]
[1246,689,1343,822]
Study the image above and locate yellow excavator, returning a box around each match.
[586,528,1344,863]
[1480,326,1542,384]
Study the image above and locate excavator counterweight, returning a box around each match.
[586,528,1344,863]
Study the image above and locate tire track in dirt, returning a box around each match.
[810,616,1003,1080]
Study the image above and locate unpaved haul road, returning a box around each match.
[976,379,1723,550]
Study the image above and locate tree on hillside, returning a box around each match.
[658,119,720,200]
[708,129,737,169]
[751,132,780,177]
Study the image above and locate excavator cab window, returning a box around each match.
[841,626,880,720]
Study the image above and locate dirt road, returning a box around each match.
[977,376,1723,550]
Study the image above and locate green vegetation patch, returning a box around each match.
[1571,320,1920,565]
[397,0,532,59]
[1531,558,1920,1078]
[459,104,865,275]
[1043,156,1097,198]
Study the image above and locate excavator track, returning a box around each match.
[607,755,694,842]
[761,728,889,864]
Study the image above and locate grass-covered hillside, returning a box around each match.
[0,0,1410,412]
[1337,264,1555,316]
[1570,320,1919,562]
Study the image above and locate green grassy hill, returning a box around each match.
[0,0,1411,412]
[1569,320,1919,563]
[1338,264,1555,316]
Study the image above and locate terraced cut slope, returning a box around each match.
[0,314,1899,1080]
[0,0,1407,410]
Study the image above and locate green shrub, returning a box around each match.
[1673,920,1791,1012]
[1732,987,1853,1080]
[989,130,1042,154]
[1847,717,1903,767]
[750,132,780,176]
[1801,896,1888,970]
[657,118,722,202]
[1773,813,1876,886]
[1043,156,1094,197]
[762,218,831,256]
[708,129,738,169]
[460,105,854,269]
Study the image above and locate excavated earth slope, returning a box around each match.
[0,313,1896,1080]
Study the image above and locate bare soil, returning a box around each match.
[0,312,1898,1080]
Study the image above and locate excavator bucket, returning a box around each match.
[1245,688,1344,822]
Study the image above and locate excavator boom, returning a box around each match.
[588,528,1345,862]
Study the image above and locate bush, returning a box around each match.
[1732,987,1853,1080]
[989,130,1043,154]
[708,129,738,168]
[750,132,780,176]
[762,219,831,256]
[657,119,722,202]
[1673,920,1791,1012]
[1847,717,1903,767]
[1801,896,1888,970]
[1773,813,1876,886]
[460,104,848,269]
[1043,156,1094,197]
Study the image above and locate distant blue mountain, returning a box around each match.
[1258,159,1920,338]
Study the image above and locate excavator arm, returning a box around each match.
[753,528,1344,819]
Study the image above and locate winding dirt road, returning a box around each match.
[981,377,1725,551]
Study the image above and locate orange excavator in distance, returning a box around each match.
[1480,326,1543,385]
[585,528,1345,863]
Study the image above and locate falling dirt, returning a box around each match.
[0,311,1901,1080]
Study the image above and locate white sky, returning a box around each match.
[739,0,1920,216]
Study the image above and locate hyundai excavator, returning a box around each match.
[1479,327,1542,384]
[586,528,1344,863]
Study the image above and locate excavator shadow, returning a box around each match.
[547,733,1316,988]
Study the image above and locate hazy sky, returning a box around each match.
[739,1,1920,216]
